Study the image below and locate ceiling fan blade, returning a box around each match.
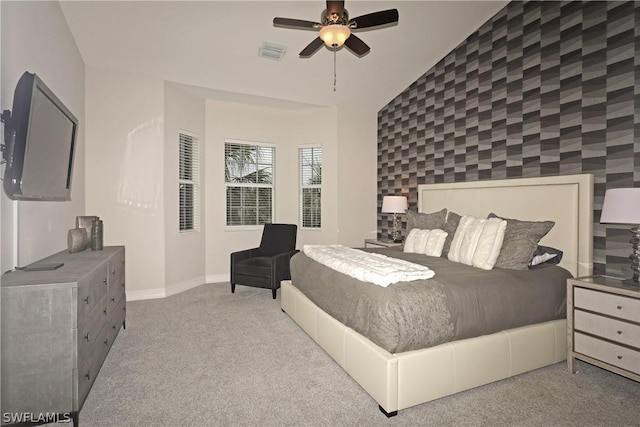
[344,34,370,57]
[349,9,399,30]
[273,17,320,30]
[299,37,325,58]
[326,1,345,17]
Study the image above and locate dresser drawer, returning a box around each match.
[574,310,640,349]
[77,323,111,407]
[108,249,125,293]
[108,296,126,346]
[107,281,126,317]
[77,298,109,359]
[574,287,640,323]
[77,263,108,323]
[575,332,640,375]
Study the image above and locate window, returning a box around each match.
[179,132,199,232]
[225,140,275,226]
[299,146,322,228]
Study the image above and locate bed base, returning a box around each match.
[281,279,567,416]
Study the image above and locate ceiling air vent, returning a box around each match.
[258,42,287,61]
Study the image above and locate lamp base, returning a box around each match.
[628,225,640,287]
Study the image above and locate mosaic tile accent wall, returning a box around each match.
[377,1,639,276]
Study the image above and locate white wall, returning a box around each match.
[205,100,338,281]
[85,66,165,298]
[163,82,206,295]
[336,103,379,247]
[0,1,85,271]
[0,2,85,271]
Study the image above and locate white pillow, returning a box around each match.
[448,216,506,270]
[403,228,420,253]
[404,229,448,257]
[424,229,448,257]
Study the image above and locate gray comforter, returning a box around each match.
[290,247,571,354]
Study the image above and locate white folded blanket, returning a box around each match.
[303,244,435,287]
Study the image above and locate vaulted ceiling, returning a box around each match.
[60,1,507,110]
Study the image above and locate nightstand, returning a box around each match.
[364,239,402,248]
[567,276,640,382]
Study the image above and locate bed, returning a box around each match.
[281,174,593,416]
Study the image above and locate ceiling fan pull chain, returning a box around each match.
[333,49,337,92]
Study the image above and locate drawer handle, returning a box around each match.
[111,297,116,303]
[112,324,117,330]
[85,370,91,381]
[617,330,622,335]
[617,305,622,310]
[103,308,107,316]
[112,268,116,275]
[84,332,90,341]
[104,338,109,346]
[102,279,107,286]
[84,296,90,305]
[617,355,623,360]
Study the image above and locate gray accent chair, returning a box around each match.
[230,223,298,299]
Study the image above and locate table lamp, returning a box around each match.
[382,195,408,243]
[600,188,640,285]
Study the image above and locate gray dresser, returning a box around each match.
[1,246,126,426]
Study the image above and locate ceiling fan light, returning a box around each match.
[319,24,351,48]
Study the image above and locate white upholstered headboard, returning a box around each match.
[417,174,593,277]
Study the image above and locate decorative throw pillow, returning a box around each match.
[406,209,447,234]
[403,228,448,257]
[423,229,448,257]
[448,216,506,270]
[529,245,563,269]
[488,213,555,270]
[403,228,422,253]
[441,210,461,257]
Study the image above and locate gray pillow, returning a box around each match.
[488,213,555,270]
[406,209,447,234]
[442,211,461,257]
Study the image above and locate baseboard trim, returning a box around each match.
[165,276,206,298]
[127,275,229,301]
[127,288,167,301]
[205,274,228,284]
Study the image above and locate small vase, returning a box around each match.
[91,219,104,251]
[68,228,88,253]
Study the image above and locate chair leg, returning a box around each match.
[231,283,235,294]
[272,288,277,299]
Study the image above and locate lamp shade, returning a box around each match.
[319,24,351,47]
[600,188,640,224]
[381,196,408,213]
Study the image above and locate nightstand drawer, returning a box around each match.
[574,310,640,348]
[574,287,640,323]
[575,332,640,375]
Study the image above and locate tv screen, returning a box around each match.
[2,71,77,201]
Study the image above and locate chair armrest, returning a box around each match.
[231,248,260,263]
[272,250,300,281]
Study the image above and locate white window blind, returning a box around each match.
[179,132,199,232]
[225,141,275,226]
[299,146,321,229]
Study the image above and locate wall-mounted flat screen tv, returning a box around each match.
[2,71,77,201]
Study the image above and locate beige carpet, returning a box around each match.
[76,283,639,426]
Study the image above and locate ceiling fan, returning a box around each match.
[273,1,399,58]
